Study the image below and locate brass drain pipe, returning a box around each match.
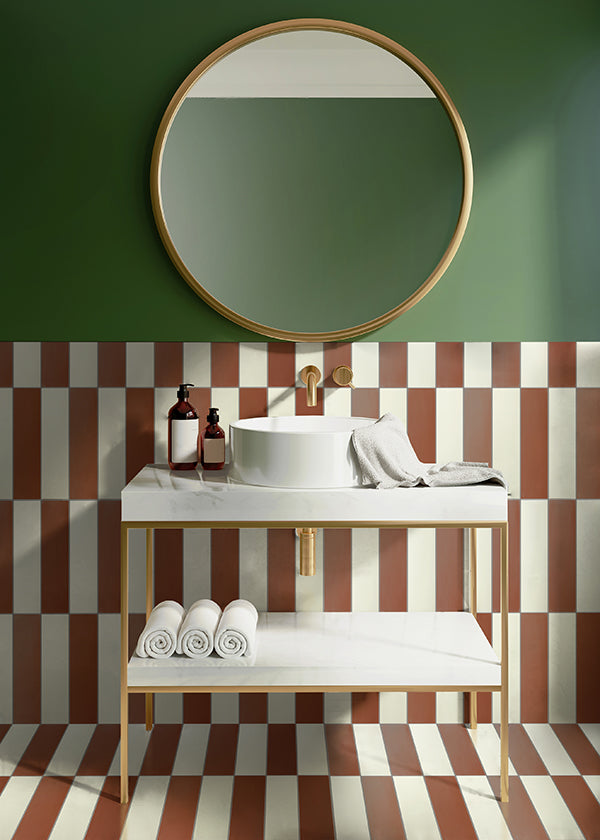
[296,528,318,575]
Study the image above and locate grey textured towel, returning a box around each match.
[351,413,508,490]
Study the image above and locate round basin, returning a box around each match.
[229,415,375,488]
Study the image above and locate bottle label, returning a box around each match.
[204,437,225,464]
[171,419,199,463]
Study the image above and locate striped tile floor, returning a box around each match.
[0,723,598,839]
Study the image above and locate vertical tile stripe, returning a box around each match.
[13,615,41,723]
[98,341,126,387]
[210,530,239,608]
[576,388,600,498]
[548,342,577,387]
[323,529,351,612]
[352,693,380,724]
[239,694,268,723]
[463,389,492,464]
[296,694,323,724]
[379,342,407,387]
[41,501,69,613]
[521,389,549,498]
[521,614,549,723]
[228,776,266,840]
[576,613,600,723]
[69,388,98,499]
[41,343,69,387]
[155,342,183,387]
[125,388,155,483]
[298,776,335,839]
[267,724,297,774]
[492,342,521,387]
[267,529,295,612]
[97,500,120,613]
[13,388,41,499]
[0,342,13,387]
[436,529,464,611]
[436,342,464,387]
[0,502,13,613]
[211,342,239,387]
[378,530,407,612]
[155,529,184,605]
[407,389,436,462]
[548,500,576,612]
[203,724,239,775]
[267,343,295,386]
[407,693,437,724]
[69,615,98,723]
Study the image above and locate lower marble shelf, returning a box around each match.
[127,611,501,692]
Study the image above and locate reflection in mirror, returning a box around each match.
[152,23,472,340]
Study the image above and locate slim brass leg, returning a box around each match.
[120,523,129,805]
[500,521,509,802]
[145,528,154,731]
[469,527,477,729]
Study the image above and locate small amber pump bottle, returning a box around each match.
[168,384,199,470]
[201,407,225,470]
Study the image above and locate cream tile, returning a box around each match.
[409,724,452,775]
[41,615,69,723]
[492,387,520,496]
[435,388,463,463]
[548,613,576,723]
[48,776,104,840]
[576,341,600,386]
[407,529,435,611]
[353,724,391,776]
[13,500,41,613]
[121,775,170,839]
[0,777,42,839]
[126,342,154,388]
[352,343,379,387]
[393,776,441,839]
[41,388,69,499]
[69,342,97,387]
[407,342,436,388]
[98,388,126,499]
[296,724,328,775]
[331,776,370,838]
[183,342,211,387]
[464,342,492,388]
[192,777,233,840]
[172,724,210,775]
[235,723,267,774]
[69,500,97,613]
[265,776,299,840]
[239,342,268,387]
[351,529,379,611]
[520,500,548,612]
[548,388,576,498]
[520,342,548,387]
[13,342,40,387]
[576,500,600,612]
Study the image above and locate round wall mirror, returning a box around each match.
[151,19,473,341]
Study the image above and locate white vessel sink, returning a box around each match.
[229,415,375,488]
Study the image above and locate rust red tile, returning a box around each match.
[298,776,335,840]
[41,500,69,613]
[380,724,421,775]
[155,528,183,605]
[362,776,406,840]
[520,614,548,723]
[577,612,600,722]
[239,694,267,723]
[211,342,239,387]
[488,775,550,840]
[210,529,239,608]
[351,692,379,723]
[189,387,210,421]
[267,343,295,387]
[548,342,577,387]
[77,724,120,775]
[295,386,323,415]
[13,614,41,723]
[267,723,297,774]
[85,775,135,840]
[98,342,126,387]
[323,342,352,387]
[577,389,600,498]
[203,723,239,774]
[97,500,121,613]
[229,776,265,840]
[267,528,295,612]
[0,502,13,613]
[438,723,485,774]
[551,724,600,774]
[492,342,521,387]
[155,342,183,387]
[14,724,66,775]
[69,614,98,723]
[324,724,360,775]
[157,776,202,840]
[0,341,13,386]
[379,529,407,612]
[69,388,98,499]
[183,693,212,724]
[351,387,379,418]
[125,388,155,483]
[379,342,407,387]
[436,343,464,387]
[239,387,268,419]
[520,389,549,499]
[425,776,477,840]
[407,389,436,462]
[13,388,41,499]
[407,692,436,723]
[548,500,576,612]
[436,529,464,611]
[296,693,323,723]
[140,724,182,775]
[553,775,600,840]
[464,389,492,464]
[12,775,71,840]
[323,529,352,612]
[41,342,69,387]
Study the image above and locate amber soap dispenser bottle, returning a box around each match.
[201,407,225,470]
[168,384,199,470]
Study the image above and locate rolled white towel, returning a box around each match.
[135,600,184,659]
[176,599,222,658]
[215,599,258,658]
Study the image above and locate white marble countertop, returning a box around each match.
[121,465,508,525]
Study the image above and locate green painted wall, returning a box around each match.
[2,0,598,341]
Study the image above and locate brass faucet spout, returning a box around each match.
[299,365,321,407]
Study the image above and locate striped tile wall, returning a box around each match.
[0,340,598,725]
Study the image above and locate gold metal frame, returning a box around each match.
[150,18,474,342]
[120,518,509,804]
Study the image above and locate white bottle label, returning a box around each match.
[203,437,225,463]
[171,419,199,463]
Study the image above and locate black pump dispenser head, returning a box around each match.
[207,407,219,424]
[177,383,194,400]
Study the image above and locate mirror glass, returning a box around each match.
[152,22,472,340]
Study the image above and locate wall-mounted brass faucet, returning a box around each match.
[332,365,355,389]
[299,365,321,406]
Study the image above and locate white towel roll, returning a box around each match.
[176,599,222,658]
[135,600,184,658]
[215,599,258,658]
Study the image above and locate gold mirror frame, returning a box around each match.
[150,18,473,342]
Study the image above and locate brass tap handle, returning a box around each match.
[332,365,355,389]
[299,365,321,406]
